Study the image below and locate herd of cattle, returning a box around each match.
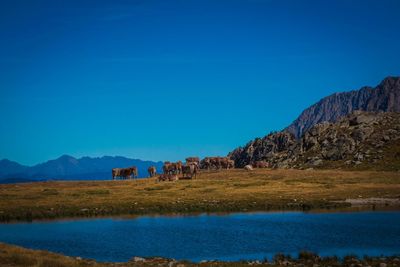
[111,157,270,181]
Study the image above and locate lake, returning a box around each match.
[0,211,399,262]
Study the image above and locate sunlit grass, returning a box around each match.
[0,169,399,221]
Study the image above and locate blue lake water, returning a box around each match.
[0,211,399,262]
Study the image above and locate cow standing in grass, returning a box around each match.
[148,166,157,177]
[200,157,212,170]
[120,168,129,179]
[227,159,235,169]
[174,161,182,174]
[120,168,132,179]
[182,162,199,179]
[201,157,233,170]
[220,158,234,169]
[186,157,200,165]
[129,166,138,179]
[112,168,121,180]
[163,161,182,175]
[112,166,138,180]
[163,162,174,174]
[253,160,269,168]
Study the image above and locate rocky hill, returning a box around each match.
[285,76,400,139]
[229,112,400,170]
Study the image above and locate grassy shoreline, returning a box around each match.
[1,242,400,267]
[0,169,399,222]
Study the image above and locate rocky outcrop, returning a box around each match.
[285,76,400,139]
[229,112,400,170]
[229,132,298,168]
[296,111,397,168]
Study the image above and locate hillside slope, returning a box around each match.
[285,76,400,138]
[229,112,400,170]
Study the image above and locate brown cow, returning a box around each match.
[157,173,168,182]
[158,173,168,182]
[211,157,221,169]
[163,162,174,174]
[148,166,156,177]
[113,168,130,179]
[227,159,235,169]
[220,157,235,169]
[186,157,200,165]
[200,157,220,170]
[200,157,211,170]
[163,161,182,175]
[253,160,269,168]
[112,168,121,180]
[121,167,137,179]
[176,161,183,174]
[129,166,138,178]
[201,157,232,170]
[158,173,178,182]
[112,166,138,180]
[182,162,199,179]
[120,168,130,179]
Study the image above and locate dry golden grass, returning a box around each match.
[0,242,106,267]
[1,242,400,267]
[0,169,399,221]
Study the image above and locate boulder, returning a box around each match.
[244,165,254,171]
[349,113,377,126]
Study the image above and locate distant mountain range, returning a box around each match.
[0,155,163,183]
[285,76,400,138]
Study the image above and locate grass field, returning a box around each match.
[0,169,399,222]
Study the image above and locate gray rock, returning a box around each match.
[349,113,377,126]
[132,256,146,262]
[229,110,400,169]
[310,159,323,166]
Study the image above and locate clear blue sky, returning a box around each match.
[1,0,399,165]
